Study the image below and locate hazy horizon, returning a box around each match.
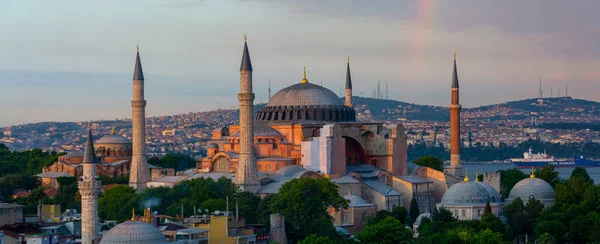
[1,0,599,126]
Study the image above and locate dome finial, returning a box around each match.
[454,52,456,61]
[111,127,116,135]
[464,168,469,182]
[131,208,135,221]
[301,66,308,84]
[244,33,247,41]
[530,166,535,178]
[475,171,479,182]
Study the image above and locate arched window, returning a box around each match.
[361,212,367,222]
[266,164,272,171]
[276,164,280,170]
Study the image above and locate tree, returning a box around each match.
[473,229,504,244]
[484,201,492,214]
[480,212,506,236]
[504,198,528,242]
[98,185,139,222]
[534,165,559,186]
[525,198,544,233]
[409,197,420,224]
[269,178,348,243]
[571,167,593,184]
[535,220,566,243]
[298,234,341,244]
[582,184,600,212]
[498,169,527,198]
[431,207,455,222]
[412,156,443,171]
[367,210,393,226]
[355,216,413,244]
[391,205,408,224]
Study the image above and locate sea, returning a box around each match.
[463,163,600,183]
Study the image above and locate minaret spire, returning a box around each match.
[129,46,150,191]
[345,56,353,108]
[446,52,463,177]
[79,127,101,244]
[301,66,308,83]
[235,35,260,193]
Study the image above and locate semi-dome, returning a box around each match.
[101,221,168,244]
[267,82,343,107]
[440,181,492,206]
[96,134,131,144]
[507,177,555,202]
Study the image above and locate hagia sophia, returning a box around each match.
[31,37,556,244]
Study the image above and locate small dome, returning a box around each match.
[475,182,502,203]
[267,83,343,107]
[207,143,219,149]
[101,221,168,244]
[414,212,432,226]
[96,134,131,144]
[440,181,491,206]
[508,177,555,201]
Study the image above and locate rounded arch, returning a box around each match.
[344,136,366,165]
[211,152,233,173]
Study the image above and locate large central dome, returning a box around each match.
[256,68,355,123]
[267,82,343,107]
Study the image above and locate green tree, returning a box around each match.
[536,233,556,244]
[269,178,348,244]
[409,197,420,224]
[432,207,455,222]
[392,205,409,224]
[535,220,566,243]
[298,234,336,244]
[525,198,544,233]
[484,201,492,214]
[571,167,593,184]
[412,156,443,171]
[356,216,413,244]
[582,184,600,212]
[534,165,559,186]
[480,212,506,237]
[473,229,504,244]
[98,185,140,222]
[366,210,393,226]
[504,198,528,242]
[498,169,527,198]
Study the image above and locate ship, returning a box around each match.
[511,148,600,168]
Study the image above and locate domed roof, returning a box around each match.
[207,143,219,148]
[267,83,343,107]
[508,177,555,201]
[96,134,131,144]
[414,212,432,226]
[101,221,168,244]
[440,181,492,206]
[475,181,502,203]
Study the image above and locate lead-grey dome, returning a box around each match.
[507,177,555,202]
[475,182,502,203]
[96,134,131,144]
[267,83,343,107]
[101,221,168,244]
[440,181,492,206]
[256,83,355,123]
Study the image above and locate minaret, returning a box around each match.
[129,46,150,191]
[345,57,353,108]
[234,35,260,193]
[79,127,101,244]
[446,52,463,177]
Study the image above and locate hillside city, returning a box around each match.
[2,96,599,160]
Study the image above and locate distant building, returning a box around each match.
[0,203,23,227]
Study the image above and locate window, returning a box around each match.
[361,212,367,222]
[266,165,271,171]
[344,212,351,224]
[478,209,481,216]
[461,210,466,217]
[276,164,280,170]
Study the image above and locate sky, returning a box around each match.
[0,0,599,126]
